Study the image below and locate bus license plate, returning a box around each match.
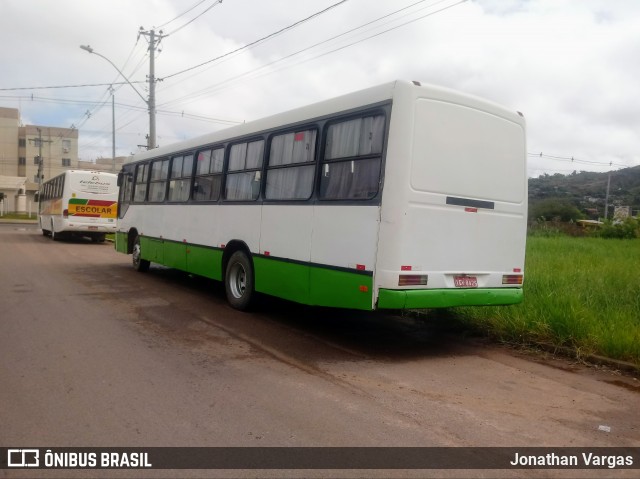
[454,276,478,288]
[88,226,98,230]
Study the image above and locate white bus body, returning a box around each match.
[39,170,118,242]
[115,80,526,310]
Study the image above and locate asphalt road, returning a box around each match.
[1,223,638,478]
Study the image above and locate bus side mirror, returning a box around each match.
[34,192,40,203]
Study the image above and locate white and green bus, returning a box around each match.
[115,80,527,311]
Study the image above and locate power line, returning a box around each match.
[164,0,224,37]
[157,0,214,29]
[3,0,451,135]
[160,0,349,81]
[0,94,239,125]
[243,0,468,85]
[528,152,628,169]
[158,0,465,109]
[70,38,150,135]
[0,81,146,91]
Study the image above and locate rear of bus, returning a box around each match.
[374,81,527,309]
[62,171,118,242]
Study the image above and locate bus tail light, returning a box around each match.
[502,274,523,285]
[398,274,428,286]
[63,209,69,218]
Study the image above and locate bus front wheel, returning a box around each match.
[132,236,150,272]
[225,251,254,311]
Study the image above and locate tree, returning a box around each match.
[529,198,584,222]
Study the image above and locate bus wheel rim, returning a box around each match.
[229,263,246,298]
[133,243,141,266]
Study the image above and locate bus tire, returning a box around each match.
[225,251,255,311]
[132,235,150,272]
[51,221,60,241]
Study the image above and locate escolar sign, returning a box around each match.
[68,199,117,218]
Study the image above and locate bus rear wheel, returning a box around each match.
[51,221,60,241]
[132,235,150,272]
[225,251,255,311]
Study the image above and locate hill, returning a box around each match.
[528,165,640,219]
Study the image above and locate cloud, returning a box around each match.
[1,0,638,175]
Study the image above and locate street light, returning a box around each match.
[80,44,156,151]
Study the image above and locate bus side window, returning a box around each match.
[119,167,134,217]
[225,140,264,201]
[148,159,170,203]
[320,114,385,200]
[265,129,316,200]
[168,154,193,202]
[193,147,224,201]
[133,163,149,202]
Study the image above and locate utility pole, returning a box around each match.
[37,129,43,188]
[29,128,52,191]
[604,170,612,220]
[82,27,163,152]
[138,27,164,150]
[110,87,116,172]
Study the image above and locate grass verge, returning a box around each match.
[455,236,640,366]
[0,213,37,220]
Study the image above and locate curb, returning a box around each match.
[532,341,640,376]
[405,311,640,377]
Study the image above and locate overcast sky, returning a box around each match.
[1,0,638,178]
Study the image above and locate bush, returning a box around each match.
[529,198,584,223]
[597,217,640,239]
[528,218,589,237]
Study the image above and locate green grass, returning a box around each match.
[0,213,37,220]
[457,236,640,365]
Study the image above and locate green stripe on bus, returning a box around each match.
[187,244,223,280]
[68,198,88,205]
[114,231,128,254]
[254,257,311,304]
[149,238,224,281]
[309,266,373,310]
[118,233,522,311]
[254,256,373,310]
[125,234,373,309]
[376,288,523,309]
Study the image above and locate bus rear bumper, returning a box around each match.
[376,287,523,309]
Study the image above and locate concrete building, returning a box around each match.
[78,157,126,172]
[20,124,79,188]
[0,176,27,215]
[0,106,125,213]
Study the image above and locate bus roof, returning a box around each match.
[126,80,521,164]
